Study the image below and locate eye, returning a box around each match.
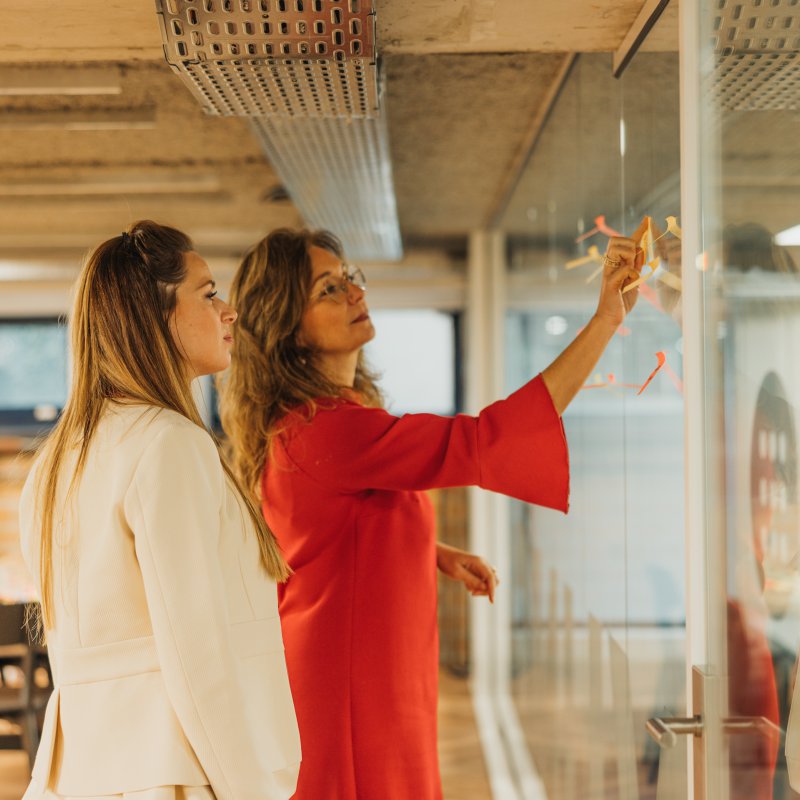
[318,282,339,299]
[206,290,218,300]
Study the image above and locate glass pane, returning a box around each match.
[502,47,684,798]
[699,2,800,797]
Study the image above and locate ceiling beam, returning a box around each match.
[612,0,672,78]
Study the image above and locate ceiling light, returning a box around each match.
[0,68,122,96]
[0,173,221,196]
[545,315,568,336]
[775,224,800,246]
[0,109,156,130]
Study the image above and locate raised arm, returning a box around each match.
[280,373,569,510]
[125,423,297,800]
[542,230,645,415]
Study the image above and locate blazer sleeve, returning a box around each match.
[124,423,293,800]
[282,373,569,511]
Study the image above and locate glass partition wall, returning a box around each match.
[693,1,800,798]
[495,3,800,796]
[499,49,686,799]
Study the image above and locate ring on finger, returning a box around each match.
[604,255,621,267]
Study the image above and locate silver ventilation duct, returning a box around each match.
[155,0,402,260]
[251,115,401,259]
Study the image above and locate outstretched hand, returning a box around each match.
[594,217,647,328]
[436,543,498,603]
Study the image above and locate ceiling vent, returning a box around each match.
[712,0,800,112]
[155,0,402,260]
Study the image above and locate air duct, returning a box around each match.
[713,0,800,112]
[155,0,402,260]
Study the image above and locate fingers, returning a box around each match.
[603,238,638,279]
[610,268,641,293]
[605,237,636,263]
[458,559,499,603]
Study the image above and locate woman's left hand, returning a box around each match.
[436,543,498,603]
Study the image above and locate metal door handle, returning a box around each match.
[647,714,782,749]
[723,715,782,742]
[646,716,703,748]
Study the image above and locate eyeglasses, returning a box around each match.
[313,265,367,304]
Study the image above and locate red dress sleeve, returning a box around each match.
[278,373,570,512]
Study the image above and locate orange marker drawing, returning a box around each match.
[575,214,623,243]
[637,352,667,396]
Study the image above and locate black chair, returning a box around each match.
[0,602,51,768]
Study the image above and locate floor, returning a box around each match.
[0,669,492,800]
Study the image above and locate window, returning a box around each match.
[0,318,68,431]
[365,309,458,416]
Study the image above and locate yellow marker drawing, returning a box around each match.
[585,262,605,284]
[656,269,683,291]
[566,245,602,270]
[665,216,682,239]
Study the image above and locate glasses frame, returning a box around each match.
[313,264,367,304]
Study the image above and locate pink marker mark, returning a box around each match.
[637,282,665,313]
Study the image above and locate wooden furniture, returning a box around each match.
[0,603,50,768]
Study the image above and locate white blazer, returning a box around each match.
[18,403,300,799]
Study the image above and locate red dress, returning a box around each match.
[262,374,570,799]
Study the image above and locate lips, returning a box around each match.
[351,313,370,324]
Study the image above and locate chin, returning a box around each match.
[360,323,376,345]
[198,355,231,377]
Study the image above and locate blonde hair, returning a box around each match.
[218,228,382,498]
[32,220,289,638]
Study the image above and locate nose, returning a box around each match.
[221,300,238,324]
[346,282,365,304]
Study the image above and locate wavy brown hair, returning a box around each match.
[32,220,289,637]
[219,228,382,498]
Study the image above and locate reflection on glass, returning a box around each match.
[698,1,800,797]
[502,50,684,798]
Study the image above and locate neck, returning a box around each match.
[318,351,359,388]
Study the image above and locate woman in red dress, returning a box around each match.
[219,229,641,799]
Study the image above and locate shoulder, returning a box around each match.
[281,397,383,435]
[125,409,225,508]
[120,404,213,445]
[123,406,220,473]
[278,398,396,465]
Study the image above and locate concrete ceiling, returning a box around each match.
[0,0,680,272]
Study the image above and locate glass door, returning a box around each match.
[655,2,800,798]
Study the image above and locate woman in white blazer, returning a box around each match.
[17,220,300,800]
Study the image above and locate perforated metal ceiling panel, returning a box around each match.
[713,0,800,111]
[251,114,402,259]
[156,0,379,117]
